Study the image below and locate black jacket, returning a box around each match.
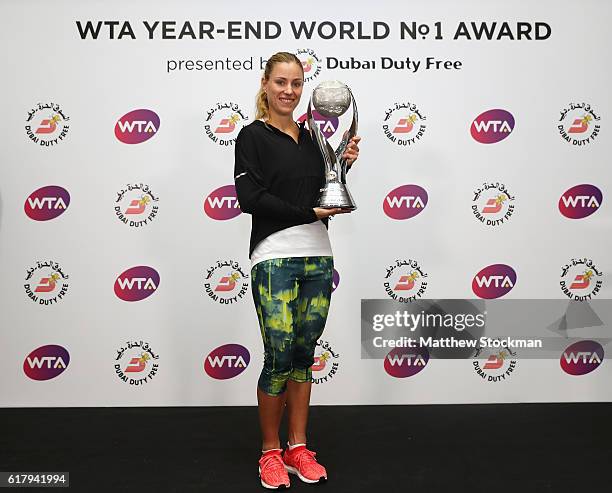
[234,120,327,257]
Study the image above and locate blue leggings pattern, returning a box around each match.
[251,256,333,396]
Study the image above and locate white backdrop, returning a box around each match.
[1,0,610,406]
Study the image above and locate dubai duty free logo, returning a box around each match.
[296,48,322,83]
[23,345,70,381]
[25,102,70,147]
[383,184,428,220]
[472,344,517,383]
[114,109,160,144]
[24,261,69,306]
[470,109,514,144]
[203,102,248,147]
[384,346,429,378]
[560,258,602,301]
[311,340,340,385]
[383,259,428,303]
[560,340,604,376]
[382,102,427,147]
[114,266,160,302]
[471,182,515,227]
[558,184,602,219]
[557,103,600,146]
[204,260,249,305]
[114,183,159,228]
[24,186,70,221]
[472,264,516,299]
[204,344,250,380]
[114,340,159,386]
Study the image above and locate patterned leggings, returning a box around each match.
[251,256,333,396]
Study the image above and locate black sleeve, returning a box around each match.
[234,127,318,222]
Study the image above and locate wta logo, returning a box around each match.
[383,185,428,220]
[472,264,516,299]
[384,347,429,378]
[471,109,515,144]
[23,345,70,381]
[332,268,340,293]
[559,184,602,219]
[297,111,338,139]
[114,109,160,144]
[204,185,241,220]
[24,186,70,221]
[114,266,160,302]
[560,341,604,376]
[204,344,250,379]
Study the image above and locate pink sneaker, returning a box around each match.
[259,449,290,490]
[283,444,327,484]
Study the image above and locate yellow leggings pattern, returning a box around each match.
[251,256,333,396]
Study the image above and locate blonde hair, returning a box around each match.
[255,52,304,121]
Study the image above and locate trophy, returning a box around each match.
[307,80,358,210]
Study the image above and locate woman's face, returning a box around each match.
[262,61,304,119]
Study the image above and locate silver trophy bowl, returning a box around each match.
[312,81,352,118]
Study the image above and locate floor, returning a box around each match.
[1,403,610,492]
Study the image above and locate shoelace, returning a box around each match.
[260,453,286,475]
[293,448,320,470]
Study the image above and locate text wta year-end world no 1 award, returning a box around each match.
[307,80,358,210]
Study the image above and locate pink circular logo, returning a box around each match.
[332,269,340,293]
[204,185,242,220]
[383,185,428,220]
[559,184,602,219]
[384,346,429,378]
[114,266,160,302]
[24,186,70,221]
[560,340,603,376]
[23,345,70,381]
[472,264,516,299]
[115,109,160,144]
[204,344,250,379]
[471,109,515,144]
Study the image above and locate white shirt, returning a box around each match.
[250,221,333,268]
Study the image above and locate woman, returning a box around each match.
[234,51,360,490]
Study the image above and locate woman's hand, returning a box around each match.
[313,207,351,220]
[342,135,361,167]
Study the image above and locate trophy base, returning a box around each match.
[316,182,357,210]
